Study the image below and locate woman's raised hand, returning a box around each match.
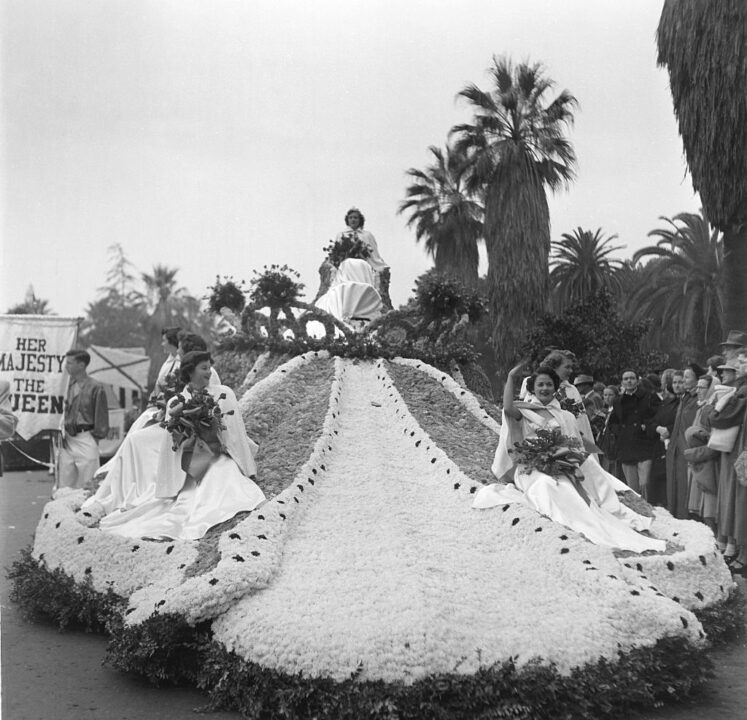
[508,360,529,378]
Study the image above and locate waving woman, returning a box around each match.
[473,362,665,553]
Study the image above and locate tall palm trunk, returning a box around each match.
[723,227,747,330]
[434,232,479,287]
[486,175,550,364]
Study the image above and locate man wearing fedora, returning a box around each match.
[720,330,747,361]
[574,374,605,434]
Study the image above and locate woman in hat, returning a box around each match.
[99,351,264,541]
[683,374,718,529]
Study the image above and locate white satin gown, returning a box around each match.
[473,397,666,554]
[314,258,382,325]
[97,384,264,541]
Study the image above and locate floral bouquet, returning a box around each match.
[206,275,247,315]
[249,265,304,308]
[558,394,586,418]
[323,232,372,267]
[161,388,232,454]
[509,427,588,480]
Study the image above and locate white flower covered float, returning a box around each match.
[17,352,740,719]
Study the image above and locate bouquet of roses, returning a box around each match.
[323,232,372,267]
[509,427,588,479]
[161,387,232,453]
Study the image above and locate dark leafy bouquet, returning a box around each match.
[414,271,487,323]
[206,275,247,315]
[161,387,233,453]
[557,390,586,417]
[249,265,305,308]
[323,232,372,267]
[509,427,588,479]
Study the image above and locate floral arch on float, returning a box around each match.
[9,265,745,720]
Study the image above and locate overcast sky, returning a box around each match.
[1,0,698,318]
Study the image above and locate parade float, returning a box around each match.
[9,266,744,720]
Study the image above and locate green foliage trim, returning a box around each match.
[11,547,746,719]
[104,614,713,720]
[693,583,746,646]
[7,548,125,633]
[218,331,480,368]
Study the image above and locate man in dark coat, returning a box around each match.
[608,368,661,501]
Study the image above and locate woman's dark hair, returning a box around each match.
[344,207,365,228]
[684,360,707,378]
[540,349,576,371]
[179,351,211,383]
[161,326,181,347]
[178,332,208,354]
[527,365,561,393]
[698,374,714,388]
[604,384,620,397]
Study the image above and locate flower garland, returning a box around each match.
[391,357,500,434]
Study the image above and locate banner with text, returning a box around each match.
[0,314,80,440]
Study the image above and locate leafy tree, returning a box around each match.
[520,290,667,383]
[549,228,623,312]
[398,144,483,287]
[7,286,53,315]
[80,245,148,348]
[452,56,577,370]
[79,293,148,349]
[630,210,723,356]
[657,1,747,331]
[102,243,139,302]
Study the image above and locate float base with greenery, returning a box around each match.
[8,273,745,720]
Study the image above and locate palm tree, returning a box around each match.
[629,210,724,355]
[657,1,747,331]
[452,56,577,369]
[549,228,624,311]
[398,144,483,287]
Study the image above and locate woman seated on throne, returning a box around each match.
[313,207,392,327]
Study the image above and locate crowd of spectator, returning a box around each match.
[551,329,747,576]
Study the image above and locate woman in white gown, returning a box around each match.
[473,362,666,553]
[98,351,265,541]
[314,207,389,325]
[84,333,220,515]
